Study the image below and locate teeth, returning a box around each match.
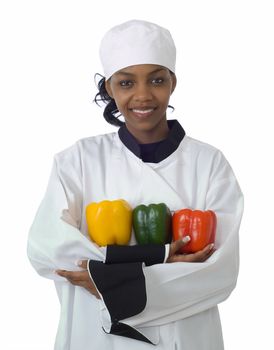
[132,109,154,114]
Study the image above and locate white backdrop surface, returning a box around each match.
[0,0,273,349]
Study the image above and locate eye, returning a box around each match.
[151,77,164,85]
[119,80,134,88]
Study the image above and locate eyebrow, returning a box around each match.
[115,67,166,77]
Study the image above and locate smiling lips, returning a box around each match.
[131,108,155,118]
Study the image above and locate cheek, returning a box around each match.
[113,93,128,110]
[158,92,172,106]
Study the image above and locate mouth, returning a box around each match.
[130,107,156,118]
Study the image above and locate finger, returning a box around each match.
[201,247,216,261]
[56,270,101,298]
[169,244,215,263]
[170,236,191,255]
[189,243,215,262]
[55,270,82,285]
[56,270,86,282]
[201,243,215,256]
[76,260,88,269]
[55,270,74,279]
[167,254,186,263]
[55,269,68,277]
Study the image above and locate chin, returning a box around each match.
[128,120,159,131]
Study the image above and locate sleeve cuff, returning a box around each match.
[99,246,107,263]
[88,259,157,344]
[164,244,170,263]
[88,260,146,321]
[105,244,166,266]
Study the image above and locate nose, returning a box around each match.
[133,83,153,102]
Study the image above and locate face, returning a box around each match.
[105,64,177,143]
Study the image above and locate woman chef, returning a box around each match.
[27,20,244,350]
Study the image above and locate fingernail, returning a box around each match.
[182,236,191,243]
[75,260,82,267]
[209,243,214,249]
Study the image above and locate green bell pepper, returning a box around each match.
[133,203,172,244]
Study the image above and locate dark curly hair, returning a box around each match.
[94,74,124,127]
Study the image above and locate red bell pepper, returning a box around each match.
[172,209,217,253]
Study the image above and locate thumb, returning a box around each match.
[75,260,88,269]
[170,236,191,255]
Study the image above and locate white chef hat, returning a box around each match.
[99,19,176,80]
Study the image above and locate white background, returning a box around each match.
[0,0,273,349]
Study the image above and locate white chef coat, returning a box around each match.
[27,129,243,350]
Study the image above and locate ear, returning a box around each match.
[105,79,114,98]
[171,74,177,94]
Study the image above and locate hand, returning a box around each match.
[167,237,215,263]
[55,260,101,299]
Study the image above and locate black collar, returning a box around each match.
[118,120,185,163]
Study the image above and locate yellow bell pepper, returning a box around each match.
[86,199,132,246]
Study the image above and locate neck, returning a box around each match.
[125,119,169,144]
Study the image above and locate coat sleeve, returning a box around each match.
[27,156,105,280]
[127,151,244,328]
[27,152,167,280]
[94,151,244,330]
